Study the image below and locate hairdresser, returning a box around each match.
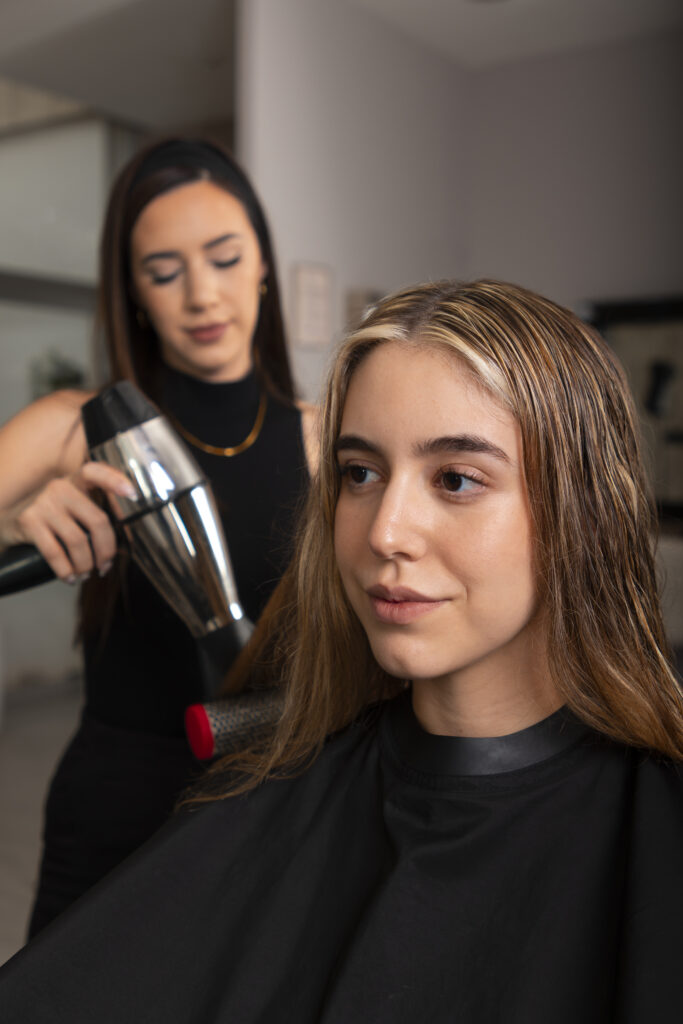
[0,138,317,935]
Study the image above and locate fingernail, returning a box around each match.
[65,574,77,585]
[78,572,91,583]
[98,561,113,577]
[120,483,138,500]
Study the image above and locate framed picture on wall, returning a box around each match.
[291,263,334,350]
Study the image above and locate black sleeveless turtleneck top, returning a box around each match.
[83,365,309,737]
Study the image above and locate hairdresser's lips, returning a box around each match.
[366,584,447,625]
[185,322,229,344]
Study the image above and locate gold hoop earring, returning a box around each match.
[259,282,268,298]
[136,308,148,328]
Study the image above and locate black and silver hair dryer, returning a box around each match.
[83,382,254,693]
[0,382,253,696]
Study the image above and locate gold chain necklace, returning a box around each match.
[169,391,268,457]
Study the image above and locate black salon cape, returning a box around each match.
[2,693,682,1023]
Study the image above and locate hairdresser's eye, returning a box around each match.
[151,271,180,286]
[339,463,380,488]
[437,469,483,495]
[213,256,241,270]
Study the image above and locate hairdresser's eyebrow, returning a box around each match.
[335,433,510,463]
[141,250,181,265]
[203,232,241,251]
[141,233,241,264]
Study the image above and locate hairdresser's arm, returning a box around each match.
[0,391,133,581]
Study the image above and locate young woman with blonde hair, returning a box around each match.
[1,280,681,1022]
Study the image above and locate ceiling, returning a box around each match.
[350,0,683,69]
[0,0,680,129]
[0,0,235,130]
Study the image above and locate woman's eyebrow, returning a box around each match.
[140,233,241,264]
[334,435,381,457]
[415,435,510,462]
[335,433,509,462]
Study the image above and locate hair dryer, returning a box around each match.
[0,382,253,697]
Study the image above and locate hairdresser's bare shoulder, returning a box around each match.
[0,389,94,508]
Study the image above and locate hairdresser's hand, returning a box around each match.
[8,463,136,583]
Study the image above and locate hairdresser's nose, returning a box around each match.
[184,264,219,312]
[367,476,428,562]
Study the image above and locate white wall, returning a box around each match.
[238,6,682,399]
[467,30,683,311]
[0,119,109,283]
[237,0,470,399]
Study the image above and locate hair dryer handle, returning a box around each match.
[0,544,55,596]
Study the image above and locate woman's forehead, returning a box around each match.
[339,341,518,455]
[344,340,497,410]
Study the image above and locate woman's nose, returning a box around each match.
[367,480,428,562]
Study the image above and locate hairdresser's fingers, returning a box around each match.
[20,497,95,578]
[75,461,137,501]
[16,478,116,578]
[52,512,100,577]
[58,484,118,572]
[69,463,137,572]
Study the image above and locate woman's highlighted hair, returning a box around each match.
[189,279,683,804]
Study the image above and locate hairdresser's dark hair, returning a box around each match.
[97,136,295,401]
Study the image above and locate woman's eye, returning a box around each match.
[438,470,482,494]
[339,464,380,487]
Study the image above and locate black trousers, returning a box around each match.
[28,712,199,938]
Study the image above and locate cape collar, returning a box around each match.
[385,689,592,777]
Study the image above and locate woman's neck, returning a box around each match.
[411,629,560,738]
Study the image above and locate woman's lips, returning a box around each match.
[185,323,228,343]
[366,585,446,625]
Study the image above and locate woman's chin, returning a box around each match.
[368,637,448,685]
